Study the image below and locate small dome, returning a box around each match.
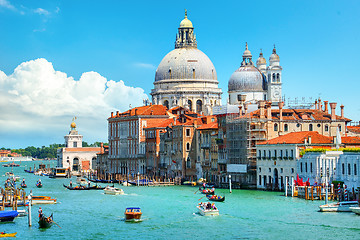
[70,122,76,129]
[179,10,193,28]
[180,18,193,28]
[269,46,280,62]
[256,52,266,66]
[228,65,265,92]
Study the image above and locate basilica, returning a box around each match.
[151,11,283,113]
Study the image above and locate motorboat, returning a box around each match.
[0,232,17,237]
[197,202,219,216]
[29,196,57,205]
[125,207,142,222]
[319,201,359,212]
[122,181,131,186]
[350,207,360,215]
[16,209,27,217]
[104,186,124,195]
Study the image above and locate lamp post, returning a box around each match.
[229,174,232,193]
[137,172,140,187]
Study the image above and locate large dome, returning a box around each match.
[228,65,265,92]
[155,48,217,82]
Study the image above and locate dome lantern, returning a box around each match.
[175,10,197,49]
[269,44,280,66]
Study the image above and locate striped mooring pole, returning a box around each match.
[337,183,341,201]
[344,185,348,201]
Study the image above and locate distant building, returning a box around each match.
[96,143,109,179]
[57,121,100,173]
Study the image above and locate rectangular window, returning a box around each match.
[342,163,345,174]
[73,142,77,148]
[348,164,351,175]
[305,163,308,173]
[300,163,303,172]
[355,164,357,175]
[186,129,190,137]
[259,175,261,185]
[310,163,313,173]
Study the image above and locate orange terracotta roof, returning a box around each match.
[197,121,218,130]
[144,119,174,129]
[64,147,101,152]
[347,125,360,134]
[110,105,169,118]
[341,136,360,145]
[240,108,351,122]
[257,131,333,145]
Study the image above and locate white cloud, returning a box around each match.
[34,7,50,16]
[134,62,156,70]
[0,0,15,10]
[0,58,149,145]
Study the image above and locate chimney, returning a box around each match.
[111,112,114,117]
[314,100,318,110]
[238,105,243,116]
[173,117,176,125]
[194,119,198,128]
[244,103,248,115]
[329,102,337,121]
[259,101,265,119]
[100,142,104,154]
[308,136,312,144]
[150,110,153,115]
[134,109,138,115]
[340,105,344,118]
[278,101,284,121]
[267,102,272,119]
[318,98,322,110]
[324,101,329,113]
[116,111,119,117]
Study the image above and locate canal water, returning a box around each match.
[1,161,360,239]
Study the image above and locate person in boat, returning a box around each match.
[211,187,215,192]
[202,182,206,189]
[38,207,43,218]
[206,202,211,210]
[69,180,72,187]
[22,178,25,184]
[88,181,91,187]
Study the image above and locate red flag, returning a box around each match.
[172,160,176,163]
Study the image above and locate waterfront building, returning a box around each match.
[336,152,360,189]
[96,143,109,179]
[256,131,337,190]
[151,11,222,115]
[223,99,351,188]
[57,121,100,173]
[228,44,282,105]
[107,104,171,178]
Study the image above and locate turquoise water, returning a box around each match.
[1,161,360,239]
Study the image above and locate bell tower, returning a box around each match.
[267,45,282,105]
[64,118,83,148]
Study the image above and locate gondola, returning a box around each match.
[36,182,42,188]
[88,178,120,184]
[206,195,225,202]
[24,169,34,173]
[20,182,27,188]
[0,232,17,237]
[38,213,53,228]
[63,184,105,190]
[200,189,215,195]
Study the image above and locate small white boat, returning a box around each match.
[76,177,87,184]
[319,201,359,212]
[122,181,131,186]
[104,186,124,195]
[197,202,219,216]
[16,209,27,217]
[350,207,360,215]
[28,196,57,205]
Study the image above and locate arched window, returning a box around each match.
[196,100,202,113]
[325,125,329,131]
[274,150,277,158]
[258,150,261,158]
[274,123,278,131]
[169,69,172,78]
[187,100,192,111]
[163,100,169,110]
[276,73,280,82]
[272,73,276,82]
[338,124,342,132]
[268,150,271,158]
[309,124,313,131]
[186,142,190,151]
[348,164,351,175]
[73,157,79,171]
[284,124,288,132]
[193,69,195,79]
[263,150,266,158]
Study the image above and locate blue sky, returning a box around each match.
[1,0,359,148]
